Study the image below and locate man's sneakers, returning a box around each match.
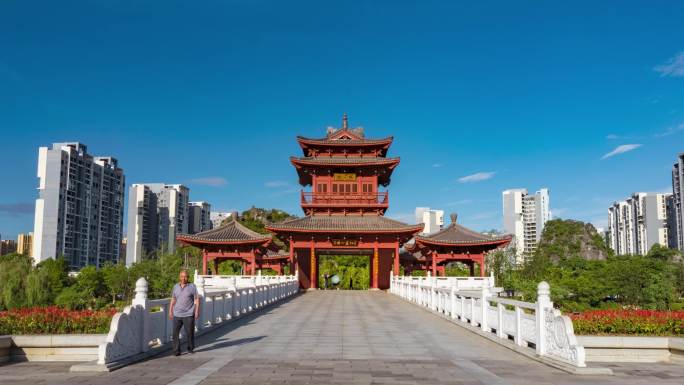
[188,349,195,354]
[174,352,181,357]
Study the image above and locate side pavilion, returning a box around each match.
[406,214,512,277]
[177,219,287,275]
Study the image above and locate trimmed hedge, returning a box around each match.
[571,309,684,336]
[0,306,116,334]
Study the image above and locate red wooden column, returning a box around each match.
[431,251,437,276]
[250,251,256,275]
[289,237,295,274]
[372,240,379,289]
[310,238,316,289]
[478,254,485,277]
[202,250,208,275]
[393,241,400,276]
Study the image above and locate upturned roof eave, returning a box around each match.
[296,136,394,147]
[289,156,401,168]
[176,235,272,246]
[265,224,424,235]
[413,236,512,248]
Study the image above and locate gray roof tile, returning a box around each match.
[178,220,271,243]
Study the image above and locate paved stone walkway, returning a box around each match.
[2,291,684,384]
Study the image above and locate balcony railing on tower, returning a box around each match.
[300,191,389,208]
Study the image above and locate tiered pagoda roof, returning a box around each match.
[266,215,423,234]
[289,114,402,187]
[177,219,272,246]
[295,114,394,157]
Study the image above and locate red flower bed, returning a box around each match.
[570,309,684,336]
[0,306,117,335]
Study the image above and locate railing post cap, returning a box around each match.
[135,277,148,291]
[537,281,550,295]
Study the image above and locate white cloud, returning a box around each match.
[654,52,684,77]
[432,163,444,168]
[601,144,642,159]
[605,134,620,140]
[265,180,290,188]
[457,171,496,183]
[654,123,684,138]
[187,177,228,187]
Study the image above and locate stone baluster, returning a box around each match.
[132,277,149,353]
[195,275,206,327]
[480,285,490,332]
[515,305,524,346]
[496,303,505,338]
[450,287,457,319]
[536,281,551,356]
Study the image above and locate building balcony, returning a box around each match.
[301,191,389,209]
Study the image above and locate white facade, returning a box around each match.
[32,143,125,269]
[415,207,444,235]
[188,201,212,234]
[502,188,550,262]
[607,192,674,255]
[125,183,189,266]
[210,212,234,229]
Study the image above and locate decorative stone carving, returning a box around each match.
[97,304,145,364]
[542,308,586,367]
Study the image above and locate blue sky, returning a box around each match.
[1,1,683,239]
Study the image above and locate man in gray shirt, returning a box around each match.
[169,270,200,355]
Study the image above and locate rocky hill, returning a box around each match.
[536,219,610,263]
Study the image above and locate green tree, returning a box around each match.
[102,262,132,304]
[26,257,69,306]
[0,253,31,310]
[485,249,516,287]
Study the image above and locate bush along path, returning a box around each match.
[571,309,684,336]
[0,306,116,334]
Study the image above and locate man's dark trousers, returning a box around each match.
[172,316,195,354]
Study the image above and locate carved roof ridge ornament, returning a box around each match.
[324,114,365,140]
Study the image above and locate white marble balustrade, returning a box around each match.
[389,274,586,368]
[97,273,299,369]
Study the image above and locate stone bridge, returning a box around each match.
[2,290,684,385]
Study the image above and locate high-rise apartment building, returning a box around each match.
[188,201,211,234]
[0,239,17,255]
[607,192,675,255]
[414,207,444,235]
[502,188,550,261]
[673,153,684,251]
[17,232,33,257]
[32,143,125,269]
[126,183,189,265]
